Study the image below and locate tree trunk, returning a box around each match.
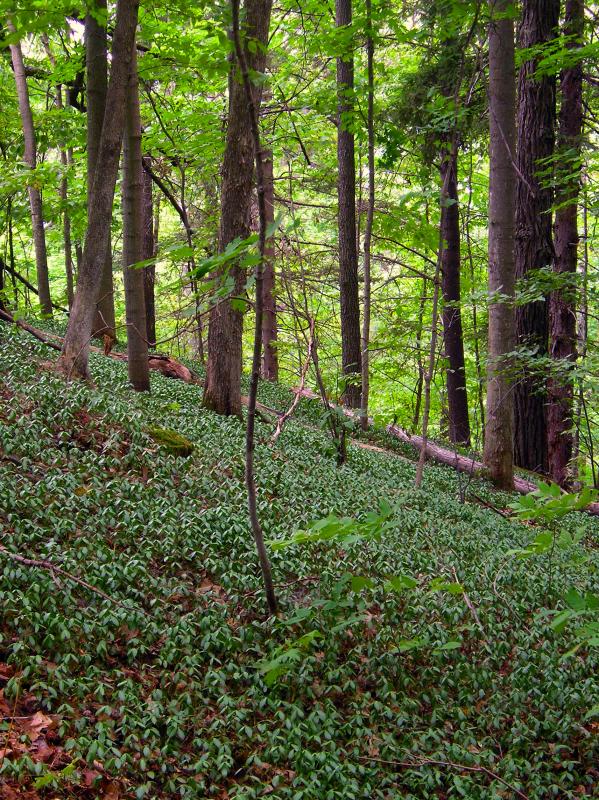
[483,0,517,491]
[87,0,116,341]
[7,21,52,318]
[142,156,156,348]
[261,149,278,381]
[336,0,362,408]
[547,0,584,487]
[202,0,273,416]
[58,0,139,380]
[122,46,150,392]
[440,139,470,445]
[513,0,559,473]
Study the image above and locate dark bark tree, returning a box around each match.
[261,149,278,381]
[202,0,273,415]
[547,0,584,487]
[483,0,517,491]
[7,21,52,317]
[86,0,116,342]
[513,0,560,473]
[122,46,150,392]
[142,155,156,348]
[336,0,362,408]
[440,138,470,445]
[58,0,139,380]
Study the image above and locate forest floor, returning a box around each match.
[0,323,598,800]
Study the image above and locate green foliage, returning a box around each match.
[147,425,195,456]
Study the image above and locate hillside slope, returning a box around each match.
[0,326,597,800]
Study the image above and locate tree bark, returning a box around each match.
[58,0,139,380]
[7,21,52,317]
[483,0,517,491]
[440,139,470,445]
[142,155,156,348]
[202,0,273,416]
[336,0,362,408]
[261,149,278,381]
[547,0,584,487]
[87,0,116,341]
[513,0,559,473]
[122,46,150,392]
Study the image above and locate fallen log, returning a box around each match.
[386,424,599,517]
[0,310,199,384]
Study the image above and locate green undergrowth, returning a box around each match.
[0,325,597,799]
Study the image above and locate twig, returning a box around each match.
[271,319,314,443]
[451,566,486,640]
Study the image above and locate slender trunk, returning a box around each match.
[360,0,374,431]
[87,0,116,341]
[58,0,139,380]
[122,46,150,392]
[142,155,156,348]
[7,21,52,317]
[547,0,583,487]
[513,0,559,473]
[336,0,362,408]
[465,148,485,436]
[440,139,470,445]
[203,0,273,416]
[261,149,278,381]
[412,278,427,434]
[483,0,517,491]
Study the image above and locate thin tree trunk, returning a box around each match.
[513,0,559,473]
[87,0,116,342]
[547,0,583,487]
[202,0,273,416]
[336,0,362,408]
[483,0,517,491]
[440,138,470,445]
[142,155,156,348]
[360,0,374,431]
[261,149,278,381]
[7,21,52,317]
[58,0,139,380]
[122,46,150,392]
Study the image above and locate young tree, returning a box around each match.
[142,155,156,348]
[86,0,117,342]
[202,0,273,415]
[547,0,584,486]
[58,0,139,380]
[122,45,150,392]
[336,0,362,408]
[483,0,517,490]
[6,20,52,317]
[513,0,560,473]
[261,148,278,381]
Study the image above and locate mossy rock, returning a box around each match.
[147,426,195,457]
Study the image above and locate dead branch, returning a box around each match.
[271,319,315,443]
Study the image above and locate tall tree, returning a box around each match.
[336,0,362,408]
[261,148,278,381]
[86,0,116,342]
[202,0,273,415]
[483,0,517,490]
[122,45,150,392]
[547,0,584,486]
[58,0,139,380]
[513,0,560,473]
[6,20,52,317]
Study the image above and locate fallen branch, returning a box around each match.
[387,425,599,517]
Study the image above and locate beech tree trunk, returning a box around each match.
[440,139,470,446]
[336,0,362,408]
[513,0,559,473]
[261,149,278,381]
[142,156,156,348]
[87,0,116,341]
[483,0,517,491]
[202,0,273,416]
[122,46,150,392]
[547,0,584,487]
[58,0,139,380]
[7,21,52,318]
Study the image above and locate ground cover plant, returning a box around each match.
[1,326,597,799]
